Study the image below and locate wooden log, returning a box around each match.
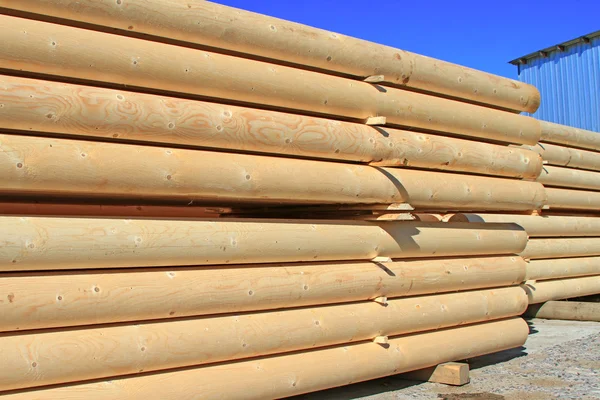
[0,0,540,113]
[0,256,526,332]
[523,142,600,172]
[0,217,527,272]
[545,187,600,212]
[537,165,600,192]
[526,257,600,281]
[0,202,224,218]
[525,301,600,321]
[521,238,600,260]
[521,276,600,304]
[0,76,543,179]
[450,213,600,237]
[0,318,529,400]
[402,362,470,386]
[0,287,526,391]
[0,134,547,210]
[0,15,541,145]
[540,121,600,152]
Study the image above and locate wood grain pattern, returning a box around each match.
[0,217,527,271]
[450,213,600,237]
[0,15,541,145]
[0,76,542,178]
[540,121,600,152]
[0,318,528,400]
[526,257,600,281]
[523,142,600,172]
[0,256,526,331]
[521,276,600,304]
[0,0,540,113]
[538,165,600,191]
[0,134,547,210]
[521,238,600,260]
[0,287,527,391]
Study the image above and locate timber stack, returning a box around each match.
[451,121,600,311]
[0,0,569,398]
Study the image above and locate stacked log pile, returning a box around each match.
[0,1,562,398]
[453,122,600,307]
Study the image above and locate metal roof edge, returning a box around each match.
[508,30,600,65]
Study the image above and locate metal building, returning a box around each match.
[509,31,600,132]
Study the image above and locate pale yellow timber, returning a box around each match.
[525,301,600,322]
[523,142,600,172]
[538,165,600,191]
[526,257,600,281]
[0,0,540,113]
[0,134,547,210]
[0,15,541,145]
[545,187,600,211]
[0,287,527,391]
[402,362,470,386]
[540,121,600,152]
[521,276,600,304]
[521,238,600,260]
[0,217,527,272]
[0,318,528,400]
[0,76,542,178]
[0,203,222,218]
[0,256,526,331]
[450,213,600,237]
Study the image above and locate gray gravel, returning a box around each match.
[294,319,600,400]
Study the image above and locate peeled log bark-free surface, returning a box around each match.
[545,187,600,212]
[521,238,600,260]
[0,318,529,400]
[523,142,600,172]
[0,15,541,145]
[0,287,526,391]
[537,165,600,191]
[0,256,526,331]
[0,134,547,210]
[0,76,542,178]
[450,214,600,237]
[0,0,540,113]
[526,257,600,281]
[521,276,600,304]
[540,121,600,152]
[0,217,527,272]
[525,301,600,322]
[0,202,223,218]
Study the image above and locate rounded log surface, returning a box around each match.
[0,217,527,271]
[0,134,547,210]
[524,142,600,172]
[0,76,542,178]
[0,0,540,113]
[450,213,600,237]
[0,15,541,145]
[0,318,529,400]
[526,256,600,281]
[0,256,526,331]
[521,275,600,304]
[545,187,600,211]
[540,121,600,152]
[0,287,527,391]
[521,238,600,260]
[537,165,600,192]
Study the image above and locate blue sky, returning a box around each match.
[214,0,600,80]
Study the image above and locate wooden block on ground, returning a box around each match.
[402,362,470,386]
[525,301,600,322]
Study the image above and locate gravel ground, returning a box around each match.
[294,319,600,400]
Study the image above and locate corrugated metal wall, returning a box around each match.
[518,36,599,132]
